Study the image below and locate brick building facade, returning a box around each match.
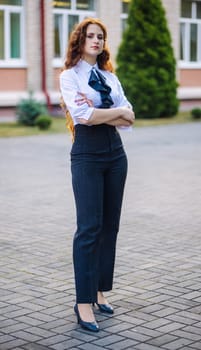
[0,0,201,115]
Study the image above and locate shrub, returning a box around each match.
[116,0,179,119]
[16,94,47,126]
[191,108,201,119]
[35,115,52,130]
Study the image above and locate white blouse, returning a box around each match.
[60,59,132,127]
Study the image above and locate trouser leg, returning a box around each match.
[71,155,104,303]
[98,152,128,291]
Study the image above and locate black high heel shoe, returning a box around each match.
[95,303,114,314]
[74,304,99,332]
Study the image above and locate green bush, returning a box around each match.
[35,115,52,130]
[116,0,179,119]
[16,95,47,126]
[191,108,201,119]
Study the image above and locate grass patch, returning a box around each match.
[0,111,200,138]
[134,111,195,127]
[0,117,67,137]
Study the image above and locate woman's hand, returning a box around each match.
[120,107,135,125]
[75,92,93,107]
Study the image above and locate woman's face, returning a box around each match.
[82,24,104,64]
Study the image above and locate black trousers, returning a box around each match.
[71,125,128,303]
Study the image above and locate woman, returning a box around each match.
[60,18,134,332]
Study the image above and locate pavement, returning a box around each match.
[0,122,201,350]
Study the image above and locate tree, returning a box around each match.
[116,0,179,118]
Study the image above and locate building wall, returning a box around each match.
[26,0,41,92]
[45,0,54,92]
[0,0,201,111]
[53,68,61,98]
[97,0,122,64]
[0,69,26,91]
[162,0,201,101]
[162,0,180,61]
[180,69,201,87]
[0,0,54,107]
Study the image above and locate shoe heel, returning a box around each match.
[74,304,99,332]
[74,305,79,324]
[96,302,114,314]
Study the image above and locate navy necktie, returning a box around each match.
[88,68,114,109]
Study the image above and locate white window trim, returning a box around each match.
[53,8,96,68]
[0,1,26,68]
[120,13,128,20]
[179,1,201,68]
[179,20,201,68]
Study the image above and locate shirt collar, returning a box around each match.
[76,59,98,73]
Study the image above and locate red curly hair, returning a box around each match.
[61,18,114,140]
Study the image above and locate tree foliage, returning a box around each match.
[116,0,179,118]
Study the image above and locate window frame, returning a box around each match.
[53,1,96,67]
[120,0,130,36]
[0,1,25,68]
[179,0,201,68]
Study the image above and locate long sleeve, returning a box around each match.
[60,69,95,124]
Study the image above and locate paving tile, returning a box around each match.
[182,291,201,300]
[102,322,133,333]
[53,323,78,334]
[15,315,45,326]
[0,339,28,349]
[0,335,15,344]
[0,320,19,329]
[119,329,150,342]
[152,307,178,317]
[137,304,164,314]
[37,334,71,346]
[132,326,162,338]
[50,338,83,350]
[22,344,49,350]
[90,334,124,347]
[127,310,157,322]
[156,322,185,333]
[106,338,139,349]
[0,305,21,315]
[172,311,201,323]
[40,305,66,315]
[162,338,194,349]
[166,314,198,326]
[78,344,104,350]
[11,330,42,342]
[24,326,56,338]
[66,330,97,342]
[26,312,57,323]
[147,334,178,347]
[182,325,201,336]
[0,323,30,334]
[134,344,163,350]
[39,319,69,331]
[141,318,171,330]
[190,342,201,349]
[172,329,201,342]
[3,308,32,318]
[179,348,198,350]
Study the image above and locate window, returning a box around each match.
[180,0,201,66]
[0,0,24,66]
[53,0,96,66]
[120,0,130,34]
